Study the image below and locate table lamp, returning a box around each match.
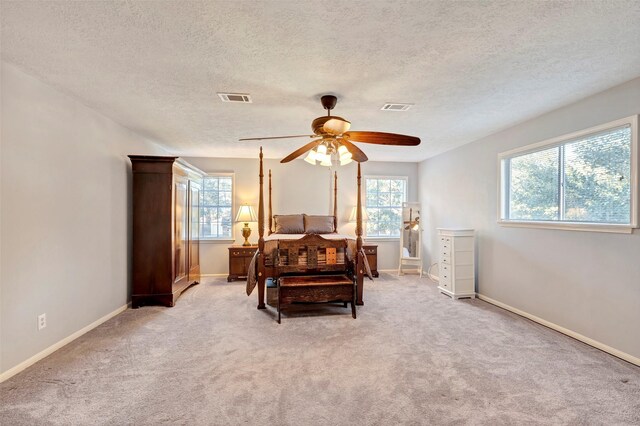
[349,206,369,222]
[235,204,258,246]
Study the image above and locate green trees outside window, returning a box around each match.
[504,125,632,224]
[201,175,233,239]
[365,177,407,237]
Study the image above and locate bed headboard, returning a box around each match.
[267,168,339,235]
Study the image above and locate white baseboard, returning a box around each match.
[200,273,227,278]
[477,294,640,367]
[0,303,129,383]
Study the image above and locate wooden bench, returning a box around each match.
[277,274,356,323]
[274,235,356,323]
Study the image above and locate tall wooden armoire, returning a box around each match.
[129,155,204,308]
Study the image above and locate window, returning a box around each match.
[499,116,638,232]
[365,176,407,238]
[200,174,234,240]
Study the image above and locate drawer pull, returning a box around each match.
[233,251,240,255]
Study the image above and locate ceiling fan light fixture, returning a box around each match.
[320,155,333,167]
[317,144,327,155]
[340,156,353,166]
[324,118,351,135]
[338,144,352,164]
[304,151,317,164]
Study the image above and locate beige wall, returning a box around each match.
[183,157,419,275]
[418,77,640,359]
[0,63,167,374]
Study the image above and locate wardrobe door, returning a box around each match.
[174,177,189,288]
[188,180,201,280]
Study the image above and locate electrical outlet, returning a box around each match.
[38,313,46,331]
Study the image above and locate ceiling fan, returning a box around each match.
[239,95,421,165]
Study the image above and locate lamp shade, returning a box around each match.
[340,156,353,166]
[304,151,317,164]
[349,206,369,222]
[235,204,257,223]
[319,155,333,167]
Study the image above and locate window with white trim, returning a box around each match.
[499,116,638,232]
[200,174,234,240]
[365,176,407,238]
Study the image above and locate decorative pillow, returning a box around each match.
[274,214,305,234]
[304,214,335,234]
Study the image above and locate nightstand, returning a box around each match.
[362,244,379,277]
[228,245,258,282]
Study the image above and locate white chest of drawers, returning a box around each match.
[437,229,475,299]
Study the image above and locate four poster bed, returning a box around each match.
[246,148,371,318]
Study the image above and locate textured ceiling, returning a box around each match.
[2,1,640,161]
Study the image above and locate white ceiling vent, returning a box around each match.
[218,93,252,103]
[381,103,413,111]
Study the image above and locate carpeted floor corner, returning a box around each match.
[1,274,639,425]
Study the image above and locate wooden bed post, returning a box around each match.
[268,169,273,235]
[257,148,266,309]
[356,162,364,305]
[334,171,338,232]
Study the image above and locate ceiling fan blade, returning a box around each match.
[280,139,322,163]
[344,131,420,146]
[323,118,351,135]
[239,134,316,141]
[340,138,368,162]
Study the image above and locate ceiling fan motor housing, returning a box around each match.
[320,95,338,111]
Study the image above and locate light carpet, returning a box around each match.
[1,274,639,425]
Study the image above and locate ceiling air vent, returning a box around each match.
[218,93,252,103]
[381,103,412,111]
